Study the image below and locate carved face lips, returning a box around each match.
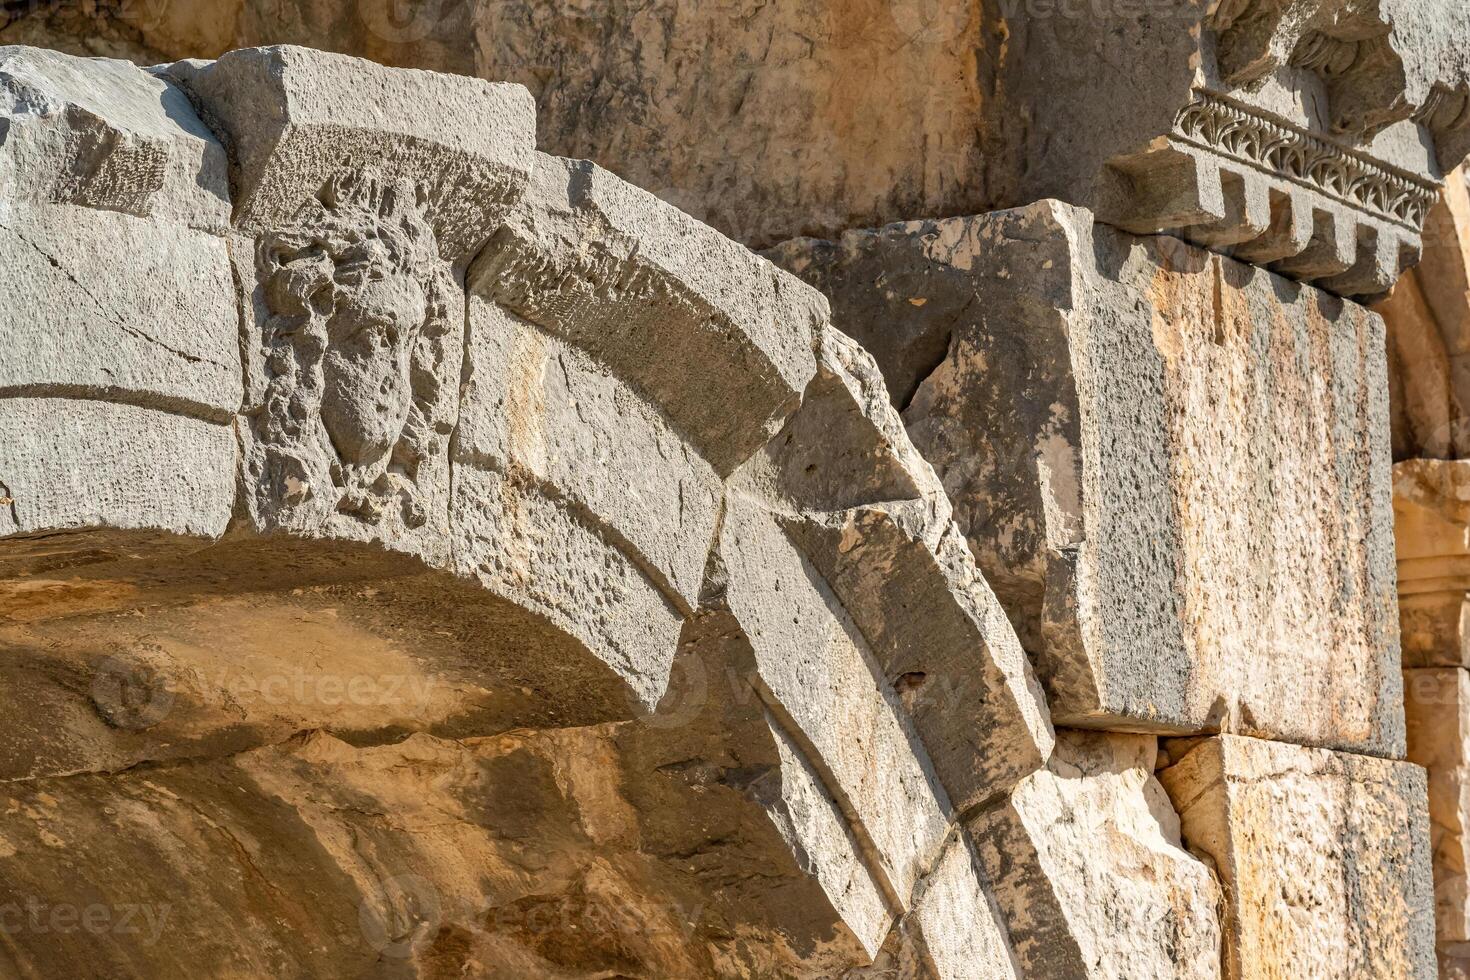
[319,271,428,468]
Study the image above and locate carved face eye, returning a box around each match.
[325,272,426,357]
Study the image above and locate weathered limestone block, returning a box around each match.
[1158,734,1436,979]
[776,201,1402,756]
[898,830,1022,980]
[0,399,236,560]
[650,320,1054,966]
[967,731,1222,980]
[1404,668,1470,969]
[1378,166,1470,459]
[449,149,825,712]
[469,152,822,475]
[157,46,534,563]
[717,492,953,919]
[0,45,229,226]
[457,298,721,615]
[641,506,1028,973]
[751,325,1053,812]
[1395,458,1470,667]
[0,205,238,418]
[0,47,239,561]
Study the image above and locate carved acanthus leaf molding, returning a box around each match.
[1173,91,1439,228]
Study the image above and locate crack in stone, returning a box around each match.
[2,219,233,371]
[0,476,17,527]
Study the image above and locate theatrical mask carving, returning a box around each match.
[251,171,461,529]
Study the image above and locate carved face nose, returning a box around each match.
[319,272,428,466]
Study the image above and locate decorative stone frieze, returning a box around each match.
[1041,0,1470,295]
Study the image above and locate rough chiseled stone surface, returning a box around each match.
[1159,734,1437,980]
[968,731,1222,980]
[1405,667,1470,973]
[773,201,1403,757]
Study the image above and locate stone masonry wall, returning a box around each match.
[3,1,1469,976]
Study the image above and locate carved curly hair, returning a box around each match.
[253,170,459,527]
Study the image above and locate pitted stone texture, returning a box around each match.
[450,465,682,715]
[661,516,1028,974]
[900,831,1022,980]
[458,295,722,615]
[968,731,1222,980]
[754,325,1053,813]
[20,0,1470,279]
[1158,734,1436,980]
[699,320,1049,968]
[0,204,239,420]
[1394,459,1470,667]
[166,44,535,260]
[1405,668,1470,959]
[0,45,229,227]
[718,493,953,920]
[469,152,821,476]
[1378,166,1470,460]
[0,399,235,551]
[0,46,240,562]
[778,201,1402,756]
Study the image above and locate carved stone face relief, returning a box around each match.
[252,171,460,531]
[318,256,427,467]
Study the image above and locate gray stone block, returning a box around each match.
[166,44,535,261]
[469,152,822,475]
[775,201,1403,756]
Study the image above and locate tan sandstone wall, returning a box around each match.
[0,0,998,246]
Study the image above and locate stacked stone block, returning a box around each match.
[770,199,1436,977]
